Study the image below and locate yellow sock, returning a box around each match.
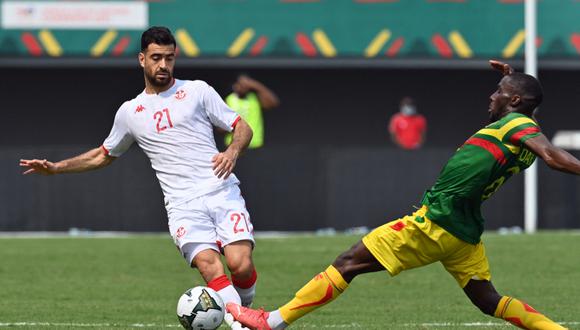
[494,296,567,329]
[279,265,349,324]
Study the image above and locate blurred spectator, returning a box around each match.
[224,74,280,149]
[388,97,427,150]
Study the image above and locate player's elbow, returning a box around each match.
[99,155,115,168]
[93,148,115,169]
[544,157,562,171]
[262,98,280,110]
[269,98,280,109]
[541,148,569,172]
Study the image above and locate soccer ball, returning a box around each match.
[177,286,225,330]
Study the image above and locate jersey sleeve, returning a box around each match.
[201,82,240,132]
[102,102,135,157]
[503,116,541,147]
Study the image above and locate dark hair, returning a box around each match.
[508,72,544,110]
[141,26,176,51]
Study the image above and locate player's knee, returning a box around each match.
[224,241,254,277]
[470,291,502,316]
[225,253,254,279]
[228,259,254,279]
[332,249,359,281]
[193,252,223,279]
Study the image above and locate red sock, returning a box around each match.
[232,269,258,307]
[207,274,241,305]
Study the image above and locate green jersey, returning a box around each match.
[224,92,264,149]
[420,112,541,244]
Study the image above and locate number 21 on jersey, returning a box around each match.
[154,108,174,133]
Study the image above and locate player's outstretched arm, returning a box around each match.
[525,134,580,175]
[212,119,253,179]
[20,146,115,175]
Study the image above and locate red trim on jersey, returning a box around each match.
[100,145,110,156]
[232,269,257,289]
[464,137,506,165]
[509,127,540,145]
[207,274,232,292]
[231,115,241,129]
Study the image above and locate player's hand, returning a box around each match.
[19,158,57,175]
[489,60,513,76]
[212,150,238,179]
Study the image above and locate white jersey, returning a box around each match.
[102,79,241,208]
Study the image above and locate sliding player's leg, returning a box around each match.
[442,238,566,330]
[227,240,382,330]
[227,206,451,330]
[464,280,567,329]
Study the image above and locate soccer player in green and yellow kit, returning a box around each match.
[226,61,580,330]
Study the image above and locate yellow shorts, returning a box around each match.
[362,206,491,288]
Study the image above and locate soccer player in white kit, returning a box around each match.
[19,26,259,323]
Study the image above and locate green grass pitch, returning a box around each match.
[0,232,578,329]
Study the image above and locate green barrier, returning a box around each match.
[0,0,578,59]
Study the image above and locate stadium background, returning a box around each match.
[1,0,580,232]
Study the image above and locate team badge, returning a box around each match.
[175,89,186,100]
[176,226,186,238]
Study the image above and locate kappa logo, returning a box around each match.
[174,89,186,100]
[176,226,186,238]
[135,104,145,113]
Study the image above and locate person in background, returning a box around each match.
[389,97,427,149]
[224,74,280,149]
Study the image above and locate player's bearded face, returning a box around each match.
[141,43,175,88]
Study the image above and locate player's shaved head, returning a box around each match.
[505,73,543,111]
[141,26,176,51]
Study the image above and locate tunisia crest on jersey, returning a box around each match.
[175,89,186,100]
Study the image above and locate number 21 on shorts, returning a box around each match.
[230,212,250,234]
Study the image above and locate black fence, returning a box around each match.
[3,66,579,232]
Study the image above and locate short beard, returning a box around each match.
[145,71,172,88]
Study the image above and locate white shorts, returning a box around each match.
[167,184,255,266]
